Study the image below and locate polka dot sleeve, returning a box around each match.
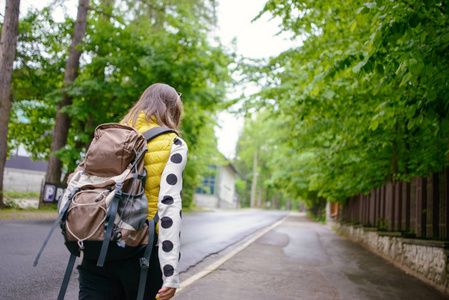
[157,137,187,288]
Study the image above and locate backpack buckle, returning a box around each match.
[68,187,79,200]
[115,183,123,196]
[139,257,149,269]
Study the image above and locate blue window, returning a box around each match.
[196,174,216,195]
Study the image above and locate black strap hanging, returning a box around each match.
[97,183,122,267]
[33,188,79,267]
[136,216,158,300]
[57,254,77,300]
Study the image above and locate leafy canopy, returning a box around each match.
[238,0,449,203]
[9,0,234,207]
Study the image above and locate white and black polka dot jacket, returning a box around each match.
[157,137,187,288]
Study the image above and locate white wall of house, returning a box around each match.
[4,153,48,193]
[217,165,237,209]
[193,163,239,210]
[193,193,219,210]
[3,168,45,193]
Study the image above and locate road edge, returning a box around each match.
[176,212,291,294]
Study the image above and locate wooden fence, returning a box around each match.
[339,167,449,240]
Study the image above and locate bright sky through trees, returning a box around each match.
[214,0,299,158]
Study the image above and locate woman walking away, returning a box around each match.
[78,83,187,300]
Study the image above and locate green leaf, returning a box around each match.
[370,119,379,131]
[407,119,415,130]
[364,2,377,9]
[376,101,389,111]
[420,31,427,43]
[406,106,416,119]
[400,72,413,86]
[352,61,366,73]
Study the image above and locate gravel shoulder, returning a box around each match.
[0,209,58,220]
[0,198,57,220]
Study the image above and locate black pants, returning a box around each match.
[78,246,163,300]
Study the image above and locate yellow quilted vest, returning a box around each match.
[124,112,177,226]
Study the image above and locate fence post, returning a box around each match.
[415,177,427,238]
[379,185,384,228]
[375,187,380,227]
[394,181,402,231]
[348,197,354,224]
[367,193,371,226]
[427,172,439,238]
[440,168,449,239]
[386,182,394,231]
[358,194,362,224]
[362,193,367,225]
[369,190,375,227]
[341,199,349,222]
[401,181,410,232]
[410,178,417,236]
[341,171,447,240]
[358,193,363,224]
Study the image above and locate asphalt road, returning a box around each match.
[0,209,287,300]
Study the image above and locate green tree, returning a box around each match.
[46,0,90,183]
[238,0,449,212]
[234,110,295,209]
[8,0,234,207]
[0,0,21,208]
[9,8,70,160]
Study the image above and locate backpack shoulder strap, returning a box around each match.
[142,127,177,142]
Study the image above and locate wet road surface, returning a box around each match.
[0,209,287,299]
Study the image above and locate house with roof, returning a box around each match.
[194,161,239,209]
[4,146,47,193]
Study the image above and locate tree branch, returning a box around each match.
[436,4,446,15]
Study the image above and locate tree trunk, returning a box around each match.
[257,184,262,208]
[272,194,279,210]
[60,0,113,184]
[0,0,21,208]
[46,0,89,183]
[250,146,258,208]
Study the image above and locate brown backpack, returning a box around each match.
[34,123,176,300]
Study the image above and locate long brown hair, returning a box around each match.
[121,83,183,132]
